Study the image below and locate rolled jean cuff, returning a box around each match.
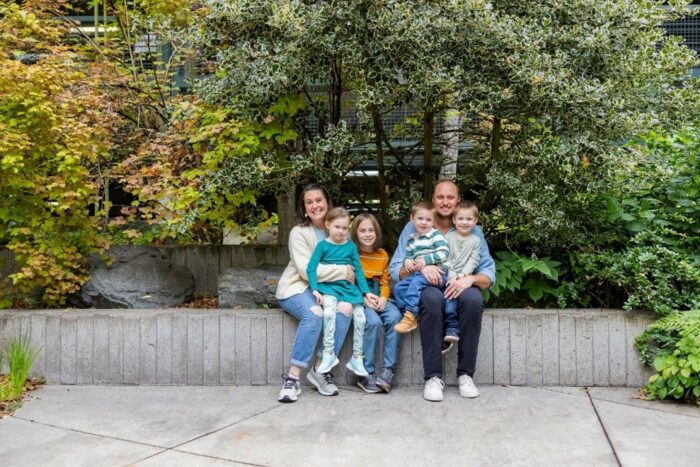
[290,357,311,369]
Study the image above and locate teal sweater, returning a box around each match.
[307,239,370,304]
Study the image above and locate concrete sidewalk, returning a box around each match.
[1,385,698,467]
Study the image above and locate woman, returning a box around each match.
[276,183,358,402]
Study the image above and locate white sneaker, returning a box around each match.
[316,351,339,374]
[423,376,445,402]
[278,374,301,403]
[458,374,480,398]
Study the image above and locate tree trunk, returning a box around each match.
[481,115,501,212]
[440,109,461,180]
[276,183,296,246]
[370,105,394,247]
[423,110,435,199]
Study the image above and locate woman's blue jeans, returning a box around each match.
[362,299,402,374]
[279,288,352,368]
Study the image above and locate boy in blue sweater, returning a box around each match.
[393,201,450,333]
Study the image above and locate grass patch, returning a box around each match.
[0,332,41,417]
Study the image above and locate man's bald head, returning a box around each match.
[432,179,461,220]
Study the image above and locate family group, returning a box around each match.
[275,180,496,403]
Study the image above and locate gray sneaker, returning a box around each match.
[376,368,395,393]
[278,374,301,403]
[357,374,381,394]
[307,368,339,396]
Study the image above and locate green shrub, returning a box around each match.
[487,251,562,306]
[636,310,700,405]
[565,245,700,315]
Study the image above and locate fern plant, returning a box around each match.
[636,310,700,405]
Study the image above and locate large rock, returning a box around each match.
[78,247,195,308]
[218,266,285,308]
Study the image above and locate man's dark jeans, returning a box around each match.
[419,286,483,380]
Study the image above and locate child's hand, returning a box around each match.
[312,290,324,305]
[377,297,388,311]
[404,259,416,272]
[365,293,380,310]
[363,294,376,309]
[346,265,356,284]
[415,257,426,270]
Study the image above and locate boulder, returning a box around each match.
[78,247,195,308]
[218,266,285,308]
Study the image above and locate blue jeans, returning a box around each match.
[363,300,402,374]
[279,289,352,368]
[444,299,459,334]
[394,271,447,316]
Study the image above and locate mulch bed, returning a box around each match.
[0,376,44,418]
[175,295,219,309]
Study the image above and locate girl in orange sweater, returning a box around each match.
[351,213,403,394]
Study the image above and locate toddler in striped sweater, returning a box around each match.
[393,201,450,334]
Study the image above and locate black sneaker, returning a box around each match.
[441,341,454,355]
[357,374,381,394]
[376,368,395,393]
[278,374,301,403]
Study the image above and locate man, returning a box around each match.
[389,180,496,401]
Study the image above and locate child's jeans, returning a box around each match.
[444,299,460,334]
[321,295,338,353]
[394,271,447,316]
[323,295,366,357]
[351,304,366,357]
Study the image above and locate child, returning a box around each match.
[351,212,401,393]
[443,201,481,343]
[306,207,379,376]
[393,201,450,334]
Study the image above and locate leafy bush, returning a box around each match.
[487,251,562,306]
[0,3,116,307]
[117,96,305,244]
[564,245,700,315]
[555,125,700,314]
[636,311,700,405]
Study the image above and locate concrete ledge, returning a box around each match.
[0,309,654,387]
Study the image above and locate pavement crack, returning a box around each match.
[587,396,700,419]
[126,449,258,466]
[169,403,282,451]
[585,388,622,467]
[10,414,168,450]
[121,404,282,466]
[121,448,169,467]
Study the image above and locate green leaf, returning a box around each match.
[625,222,645,232]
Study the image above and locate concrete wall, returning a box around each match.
[0,308,654,387]
[0,246,290,297]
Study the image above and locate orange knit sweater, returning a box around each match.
[358,248,391,299]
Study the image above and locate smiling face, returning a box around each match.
[326,216,350,244]
[432,181,460,219]
[453,207,478,236]
[303,189,329,228]
[355,218,377,251]
[411,208,435,236]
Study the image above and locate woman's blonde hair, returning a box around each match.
[351,212,382,251]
